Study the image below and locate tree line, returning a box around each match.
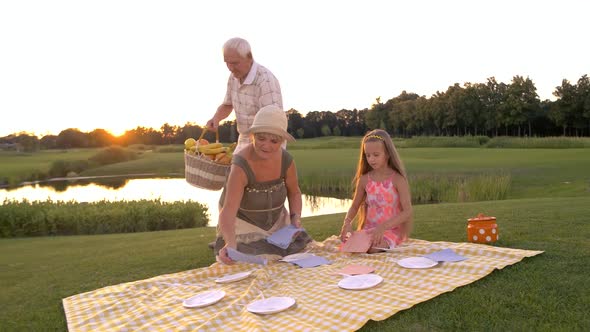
[2,74,589,152]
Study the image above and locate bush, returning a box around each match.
[486,136,590,148]
[48,160,90,178]
[404,136,488,148]
[0,199,209,237]
[89,146,138,165]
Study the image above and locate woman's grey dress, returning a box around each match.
[213,149,312,256]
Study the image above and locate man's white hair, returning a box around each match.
[223,37,252,59]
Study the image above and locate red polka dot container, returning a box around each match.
[467,213,498,244]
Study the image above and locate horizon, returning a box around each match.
[1,73,582,139]
[2,0,589,137]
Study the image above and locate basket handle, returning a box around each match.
[198,127,220,144]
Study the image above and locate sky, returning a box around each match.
[1,0,589,137]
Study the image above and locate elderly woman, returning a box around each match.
[214,105,312,264]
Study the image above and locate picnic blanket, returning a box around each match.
[62,237,543,332]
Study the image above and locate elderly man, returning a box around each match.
[206,37,283,152]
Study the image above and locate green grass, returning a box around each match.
[2,137,590,330]
[2,139,590,203]
[0,149,98,185]
[1,196,588,331]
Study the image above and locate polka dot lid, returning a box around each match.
[468,213,496,222]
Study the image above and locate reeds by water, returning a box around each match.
[0,199,208,237]
[410,173,511,204]
[299,172,511,204]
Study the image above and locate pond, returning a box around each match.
[0,177,351,227]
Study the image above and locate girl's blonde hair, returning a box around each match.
[352,129,407,230]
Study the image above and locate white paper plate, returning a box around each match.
[247,297,296,315]
[338,274,383,290]
[280,252,315,263]
[215,271,253,283]
[372,243,410,252]
[182,290,225,308]
[371,247,398,252]
[397,257,438,269]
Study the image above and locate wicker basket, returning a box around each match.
[184,129,231,191]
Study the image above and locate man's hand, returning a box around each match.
[206,118,218,132]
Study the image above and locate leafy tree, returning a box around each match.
[333,126,342,136]
[319,111,338,133]
[303,111,322,138]
[15,133,40,152]
[120,127,147,146]
[506,76,540,136]
[296,128,305,139]
[56,128,88,148]
[144,128,164,145]
[551,79,577,135]
[177,123,203,141]
[335,109,354,136]
[365,97,389,131]
[428,91,448,135]
[462,83,485,135]
[575,75,590,135]
[40,135,58,149]
[286,109,304,137]
[443,84,464,135]
[87,129,115,147]
[480,77,508,136]
[216,121,236,142]
[160,123,176,144]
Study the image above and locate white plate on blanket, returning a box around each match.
[397,257,438,269]
[247,297,296,315]
[371,247,399,252]
[215,271,253,283]
[182,290,225,308]
[279,252,315,263]
[338,274,383,290]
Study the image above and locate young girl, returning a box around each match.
[340,129,413,252]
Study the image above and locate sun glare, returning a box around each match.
[106,128,126,137]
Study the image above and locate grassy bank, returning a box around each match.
[103,144,567,205]
[2,145,590,204]
[1,196,588,331]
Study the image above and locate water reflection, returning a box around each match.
[0,178,351,227]
[33,177,130,191]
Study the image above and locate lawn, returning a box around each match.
[0,149,98,184]
[1,197,589,331]
[1,138,590,331]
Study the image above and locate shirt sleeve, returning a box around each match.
[258,73,283,109]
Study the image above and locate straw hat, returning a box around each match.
[243,105,295,142]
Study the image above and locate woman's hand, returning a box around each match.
[290,213,302,228]
[217,245,235,265]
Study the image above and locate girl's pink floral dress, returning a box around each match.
[363,173,405,248]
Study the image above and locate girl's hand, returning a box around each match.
[217,245,235,265]
[340,222,352,242]
[369,226,386,247]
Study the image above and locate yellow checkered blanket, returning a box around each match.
[63,237,542,331]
